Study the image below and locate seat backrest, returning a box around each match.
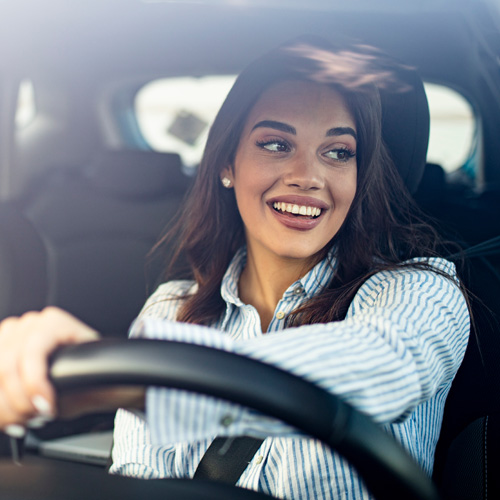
[413,163,446,212]
[0,203,48,319]
[429,189,500,498]
[433,253,500,499]
[20,150,192,337]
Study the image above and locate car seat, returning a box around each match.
[0,203,48,320]
[403,128,500,497]
[19,149,192,337]
[431,209,500,498]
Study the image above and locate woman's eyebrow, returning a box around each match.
[251,120,296,135]
[326,127,357,141]
[252,121,357,142]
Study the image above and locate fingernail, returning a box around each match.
[4,424,26,439]
[27,415,53,429]
[32,395,53,416]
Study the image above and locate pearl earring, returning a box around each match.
[221,177,232,188]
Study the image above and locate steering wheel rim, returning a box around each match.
[49,339,440,500]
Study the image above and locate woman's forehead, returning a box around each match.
[245,80,356,131]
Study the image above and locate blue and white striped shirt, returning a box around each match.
[110,247,470,499]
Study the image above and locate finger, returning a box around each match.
[40,307,100,343]
[0,386,30,430]
[18,308,100,415]
[0,318,37,425]
[18,326,67,416]
[0,352,35,418]
[1,313,56,415]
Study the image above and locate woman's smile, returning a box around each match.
[268,195,329,231]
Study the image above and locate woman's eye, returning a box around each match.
[256,140,290,152]
[324,148,356,162]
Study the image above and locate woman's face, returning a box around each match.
[222,80,357,266]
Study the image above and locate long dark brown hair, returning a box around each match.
[154,37,454,326]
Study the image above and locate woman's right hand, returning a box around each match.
[0,307,100,436]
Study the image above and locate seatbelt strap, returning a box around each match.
[194,436,264,484]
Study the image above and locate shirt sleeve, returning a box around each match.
[130,263,470,447]
[110,280,197,476]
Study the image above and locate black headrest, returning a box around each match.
[84,150,189,199]
[380,65,430,193]
[273,36,430,194]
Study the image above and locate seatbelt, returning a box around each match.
[194,436,264,484]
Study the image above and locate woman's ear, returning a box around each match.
[220,167,234,189]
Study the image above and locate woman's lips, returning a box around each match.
[268,195,329,211]
[268,197,328,231]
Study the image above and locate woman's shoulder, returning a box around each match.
[138,280,197,320]
[403,256,458,277]
[353,256,462,309]
[369,256,458,283]
[151,279,198,298]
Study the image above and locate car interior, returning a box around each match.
[0,0,499,498]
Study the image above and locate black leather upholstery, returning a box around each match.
[20,150,192,336]
[438,413,500,499]
[0,203,48,320]
[380,65,430,194]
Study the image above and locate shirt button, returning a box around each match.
[220,415,234,427]
[293,286,304,295]
[276,311,285,320]
[255,455,263,465]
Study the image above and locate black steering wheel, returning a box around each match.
[0,339,440,500]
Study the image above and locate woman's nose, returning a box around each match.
[282,154,324,190]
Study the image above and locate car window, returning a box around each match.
[134,78,476,174]
[16,76,475,175]
[424,83,475,174]
[15,79,36,129]
[134,76,236,169]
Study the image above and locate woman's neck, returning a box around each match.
[238,248,315,332]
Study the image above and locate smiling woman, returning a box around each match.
[106,38,469,498]
[220,81,358,328]
[0,36,470,500]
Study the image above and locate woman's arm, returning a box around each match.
[131,263,470,446]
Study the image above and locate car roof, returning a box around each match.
[1,0,499,189]
[0,0,498,84]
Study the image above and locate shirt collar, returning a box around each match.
[220,246,336,306]
[220,246,247,306]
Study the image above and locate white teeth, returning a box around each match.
[273,202,322,217]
